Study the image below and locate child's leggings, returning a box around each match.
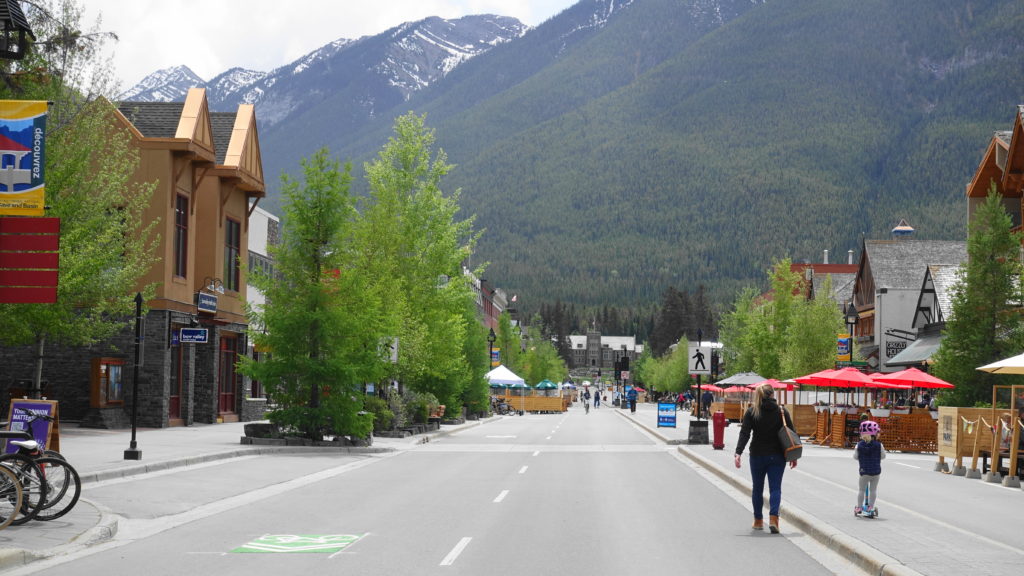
[858,474,880,508]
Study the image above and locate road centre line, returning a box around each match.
[440,537,472,566]
[493,490,509,503]
[518,466,528,474]
[532,450,540,456]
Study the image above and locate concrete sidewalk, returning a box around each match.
[0,418,485,571]
[616,401,1024,576]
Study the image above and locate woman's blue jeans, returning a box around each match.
[749,453,786,518]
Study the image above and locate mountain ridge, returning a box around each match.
[118,0,1024,312]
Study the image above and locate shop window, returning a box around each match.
[90,358,125,408]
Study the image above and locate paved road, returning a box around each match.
[4,407,846,575]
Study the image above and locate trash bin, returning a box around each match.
[712,410,726,450]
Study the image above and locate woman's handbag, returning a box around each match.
[778,407,803,461]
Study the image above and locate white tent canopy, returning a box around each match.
[486,364,527,387]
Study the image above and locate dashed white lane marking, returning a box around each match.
[440,537,472,566]
[892,462,920,469]
[493,490,509,503]
[532,451,540,456]
[518,466,528,474]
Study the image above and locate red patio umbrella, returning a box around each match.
[724,385,750,394]
[866,373,912,389]
[874,367,954,389]
[700,384,724,393]
[748,379,797,390]
[819,367,877,388]
[794,369,837,386]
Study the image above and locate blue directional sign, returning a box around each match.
[196,292,218,314]
[179,328,208,344]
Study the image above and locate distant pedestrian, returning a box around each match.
[701,389,714,419]
[627,386,638,413]
[594,391,601,409]
[734,383,797,533]
[853,420,886,518]
[583,389,591,406]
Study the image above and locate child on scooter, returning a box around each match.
[853,420,886,517]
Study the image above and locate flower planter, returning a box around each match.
[871,409,891,418]
[893,408,910,415]
[929,410,939,420]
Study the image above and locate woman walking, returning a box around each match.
[733,383,797,533]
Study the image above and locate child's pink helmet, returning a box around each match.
[859,420,881,436]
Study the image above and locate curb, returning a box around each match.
[0,500,119,572]
[0,420,490,571]
[675,445,925,576]
[78,444,395,485]
[616,409,924,576]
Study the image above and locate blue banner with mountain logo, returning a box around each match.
[0,100,47,216]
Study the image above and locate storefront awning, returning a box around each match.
[887,332,943,366]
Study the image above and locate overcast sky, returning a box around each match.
[79,0,579,90]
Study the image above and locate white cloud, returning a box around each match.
[78,0,577,88]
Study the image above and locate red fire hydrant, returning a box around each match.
[712,410,726,450]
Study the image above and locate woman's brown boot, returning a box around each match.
[752,518,763,530]
[769,515,780,534]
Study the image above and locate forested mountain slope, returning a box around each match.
[263,0,1024,310]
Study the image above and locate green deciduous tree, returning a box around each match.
[931,186,1024,406]
[0,1,157,390]
[719,259,841,380]
[354,112,482,415]
[519,318,568,385]
[782,274,843,377]
[240,148,388,440]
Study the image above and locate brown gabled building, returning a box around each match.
[1,88,267,428]
[967,105,1024,227]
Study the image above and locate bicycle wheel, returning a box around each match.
[0,466,23,531]
[0,453,45,525]
[34,457,81,521]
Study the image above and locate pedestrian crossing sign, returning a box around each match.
[688,345,711,375]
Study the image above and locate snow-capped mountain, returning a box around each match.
[119,65,206,102]
[119,14,527,128]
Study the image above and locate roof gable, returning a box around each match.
[219,105,263,184]
[174,88,215,158]
[863,240,966,290]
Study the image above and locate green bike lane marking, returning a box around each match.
[231,533,365,554]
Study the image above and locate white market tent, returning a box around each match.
[485,365,527,387]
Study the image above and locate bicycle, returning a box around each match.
[0,465,23,530]
[1,407,81,523]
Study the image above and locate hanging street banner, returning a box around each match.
[836,333,852,363]
[0,101,47,216]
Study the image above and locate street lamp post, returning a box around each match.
[487,328,496,368]
[124,292,143,460]
[845,301,858,361]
